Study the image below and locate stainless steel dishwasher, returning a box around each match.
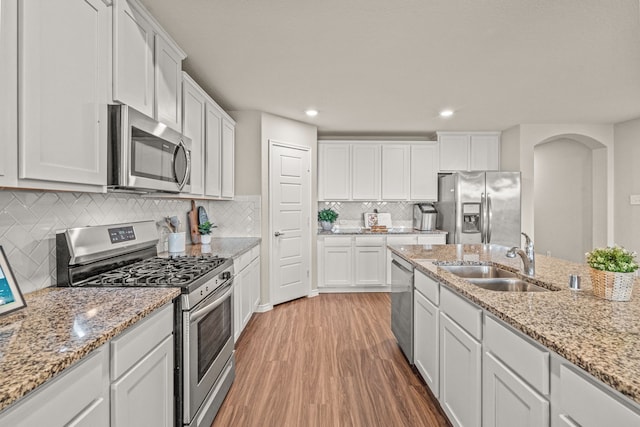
[391,253,414,364]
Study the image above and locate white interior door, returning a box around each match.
[270,142,311,305]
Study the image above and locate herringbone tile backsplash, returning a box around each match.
[318,201,416,228]
[0,190,260,294]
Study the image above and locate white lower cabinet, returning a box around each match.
[234,245,261,341]
[354,236,386,286]
[321,239,353,287]
[439,312,482,427]
[413,271,439,398]
[0,304,174,427]
[483,351,549,427]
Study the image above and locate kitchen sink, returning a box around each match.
[438,264,555,292]
[438,265,518,279]
[466,278,550,292]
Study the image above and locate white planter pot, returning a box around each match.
[320,221,334,231]
[201,234,212,245]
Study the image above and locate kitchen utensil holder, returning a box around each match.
[168,232,186,253]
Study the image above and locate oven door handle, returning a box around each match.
[190,282,233,323]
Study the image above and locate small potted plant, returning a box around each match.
[318,208,338,231]
[586,246,638,301]
[198,221,214,245]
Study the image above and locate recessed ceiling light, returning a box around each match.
[439,109,454,118]
[305,109,318,117]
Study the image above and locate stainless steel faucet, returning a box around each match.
[506,232,535,276]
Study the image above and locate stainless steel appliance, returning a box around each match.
[390,253,414,364]
[56,220,234,427]
[413,203,437,231]
[108,104,192,193]
[436,171,521,247]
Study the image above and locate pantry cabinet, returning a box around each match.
[438,132,500,172]
[113,0,186,132]
[19,0,109,189]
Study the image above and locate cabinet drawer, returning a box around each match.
[323,236,352,247]
[355,236,384,246]
[415,270,439,305]
[560,364,640,427]
[387,235,418,246]
[417,235,446,245]
[111,303,173,380]
[440,286,482,340]
[484,316,549,395]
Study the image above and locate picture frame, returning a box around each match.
[0,246,26,317]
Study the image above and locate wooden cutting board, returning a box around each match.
[188,200,200,244]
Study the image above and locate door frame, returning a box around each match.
[268,139,312,305]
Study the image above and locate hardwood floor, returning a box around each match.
[212,293,451,427]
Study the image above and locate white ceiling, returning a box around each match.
[141,0,640,136]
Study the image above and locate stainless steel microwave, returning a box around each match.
[108,104,191,193]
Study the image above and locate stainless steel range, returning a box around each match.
[56,220,235,427]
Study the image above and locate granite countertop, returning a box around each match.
[388,243,640,405]
[162,237,261,259]
[0,287,180,412]
[318,228,448,236]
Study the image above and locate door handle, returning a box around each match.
[274,231,284,237]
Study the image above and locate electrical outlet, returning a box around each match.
[630,195,640,205]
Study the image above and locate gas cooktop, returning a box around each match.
[81,256,228,287]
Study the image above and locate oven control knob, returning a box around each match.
[221,271,231,280]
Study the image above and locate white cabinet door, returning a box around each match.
[205,102,223,197]
[483,351,549,427]
[321,244,352,287]
[470,134,500,171]
[182,73,206,196]
[410,143,438,200]
[221,117,235,199]
[414,290,439,398]
[233,265,243,342]
[111,335,174,427]
[155,34,182,131]
[439,134,469,171]
[351,144,380,200]
[319,144,351,200]
[249,255,261,312]
[381,145,410,200]
[19,0,108,187]
[113,0,155,117]
[439,312,482,427]
[354,239,385,286]
[0,0,17,187]
[241,258,258,330]
[0,346,109,427]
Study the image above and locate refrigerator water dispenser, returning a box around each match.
[462,203,481,233]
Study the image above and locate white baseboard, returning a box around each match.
[317,286,391,293]
[255,303,273,313]
[307,289,320,298]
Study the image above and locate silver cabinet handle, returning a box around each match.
[274,231,284,237]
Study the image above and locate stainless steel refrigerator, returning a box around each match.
[436,171,521,247]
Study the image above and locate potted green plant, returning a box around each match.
[586,246,638,301]
[198,221,213,245]
[318,208,338,231]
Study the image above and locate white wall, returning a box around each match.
[614,117,640,255]
[534,139,592,262]
[229,111,262,196]
[500,125,520,172]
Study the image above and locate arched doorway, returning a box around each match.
[533,134,607,263]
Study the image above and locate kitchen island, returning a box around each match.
[390,243,640,426]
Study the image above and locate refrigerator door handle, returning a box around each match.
[480,192,486,243]
[487,193,493,243]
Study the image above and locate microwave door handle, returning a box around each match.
[175,140,191,191]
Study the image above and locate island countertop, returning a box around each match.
[388,243,640,405]
[0,287,180,412]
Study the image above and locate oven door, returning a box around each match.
[183,280,234,422]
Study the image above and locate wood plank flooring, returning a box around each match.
[212,293,451,427]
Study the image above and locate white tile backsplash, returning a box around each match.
[0,190,260,294]
[318,201,416,228]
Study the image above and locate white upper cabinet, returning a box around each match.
[19,0,109,188]
[182,73,207,196]
[205,101,223,198]
[438,132,500,171]
[410,143,438,201]
[381,144,410,200]
[319,143,351,200]
[0,0,17,187]
[113,0,186,131]
[351,144,380,200]
[155,35,183,131]
[319,141,436,201]
[221,117,235,199]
